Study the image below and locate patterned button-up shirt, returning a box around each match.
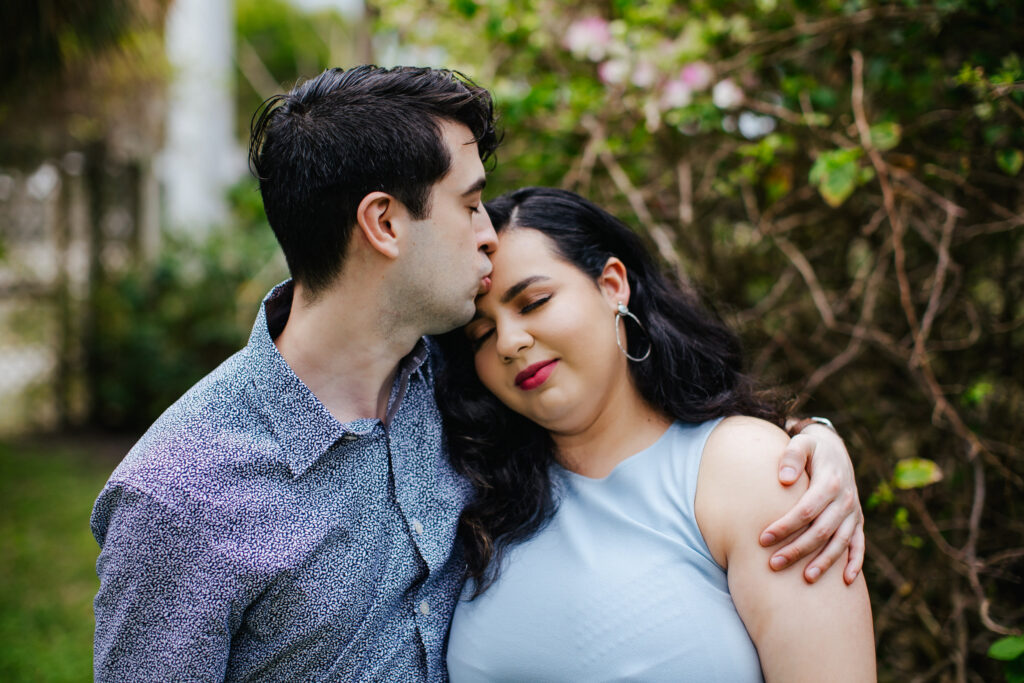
[91,281,473,682]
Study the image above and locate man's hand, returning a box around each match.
[758,423,864,585]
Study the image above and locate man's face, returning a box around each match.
[398,120,498,334]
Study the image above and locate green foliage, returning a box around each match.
[892,458,944,489]
[234,0,359,141]
[996,148,1023,176]
[990,636,1024,683]
[865,480,894,510]
[991,635,1024,660]
[372,0,1024,677]
[961,379,994,407]
[0,1,168,162]
[869,122,902,151]
[809,148,864,207]
[87,182,286,431]
[0,0,168,93]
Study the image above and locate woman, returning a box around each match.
[438,188,874,681]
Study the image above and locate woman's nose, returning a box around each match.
[495,323,532,361]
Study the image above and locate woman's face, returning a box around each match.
[466,226,633,434]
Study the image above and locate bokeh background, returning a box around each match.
[1,0,1022,680]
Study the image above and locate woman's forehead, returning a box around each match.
[493,226,560,262]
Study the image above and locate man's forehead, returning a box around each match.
[441,117,478,143]
[431,120,486,193]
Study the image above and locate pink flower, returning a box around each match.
[712,78,744,109]
[680,61,713,91]
[631,61,658,88]
[564,17,612,61]
[660,78,693,109]
[598,59,630,85]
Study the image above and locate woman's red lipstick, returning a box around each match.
[515,360,558,390]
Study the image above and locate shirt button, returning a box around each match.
[411,520,424,535]
[419,600,431,616]
[342,434,358,442]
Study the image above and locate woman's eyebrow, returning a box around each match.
[501,276,550,304]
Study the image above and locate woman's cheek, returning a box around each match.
[476,357,509,403]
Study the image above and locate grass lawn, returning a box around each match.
[0,437,123,682]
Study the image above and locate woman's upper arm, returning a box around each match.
[696,416,876,683]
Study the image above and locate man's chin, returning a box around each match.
[424,300,476,336]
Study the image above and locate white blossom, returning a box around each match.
[660,78,693,109]
[738,111,777,139]
[564,17,612,61]
[598,59,630,85]
[631,61,658,88]
[712,78,744,109]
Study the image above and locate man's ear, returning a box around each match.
[355,191,403,259]
[598,257,631,309]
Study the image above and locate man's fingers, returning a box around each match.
[767,503,845,571]
[759,484,834,546]
[843,521,866,584]
[803,514,859,583]
[778,434,813,485]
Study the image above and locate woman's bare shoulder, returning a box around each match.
[703,416,792,479]
[697,416,808,566]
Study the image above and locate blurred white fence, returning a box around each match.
[0,153,157,435]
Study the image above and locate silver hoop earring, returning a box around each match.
[615,302,652,362]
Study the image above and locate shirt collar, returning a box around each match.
[246,280,433,478]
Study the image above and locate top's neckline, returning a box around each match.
[553,422,679,484]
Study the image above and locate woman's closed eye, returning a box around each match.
[468,295,551,351]
[520,295,551,314]
[469,326,494,350]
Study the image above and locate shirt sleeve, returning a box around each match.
[91,483,239,682]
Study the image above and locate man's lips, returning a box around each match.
[479,275,492,293]
[515,360,558,390]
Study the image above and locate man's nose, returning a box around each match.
[476,205,498,255]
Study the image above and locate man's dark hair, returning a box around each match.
[249,65,500,295]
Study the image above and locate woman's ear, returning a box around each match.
[598,257,631,309]
[354,191,402,259]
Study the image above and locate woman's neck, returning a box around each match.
[551,385,672,479]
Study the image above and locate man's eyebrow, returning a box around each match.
[461,177,487,197]
[501,276,549,304]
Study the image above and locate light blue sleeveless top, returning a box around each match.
[445,419,763,682]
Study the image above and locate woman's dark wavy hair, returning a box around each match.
[435,186,782,597]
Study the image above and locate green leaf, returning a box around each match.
[810,148,862,207]
[962,380,994,407]
[996,148,1023,176]
[866,481,894,510]
[803,111,832,126]
[869,122,902,151]
[450,0,479,18]
[893,458,944,490]
[1007,656,1024,683]
[989,635,1024,662]
[892,506,910,531]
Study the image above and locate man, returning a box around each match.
[92,65,863,681]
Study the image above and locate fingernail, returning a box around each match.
[770,555,787,570]
[807,567,821,582]
[760,532,775,545]
[780,467,797,480]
